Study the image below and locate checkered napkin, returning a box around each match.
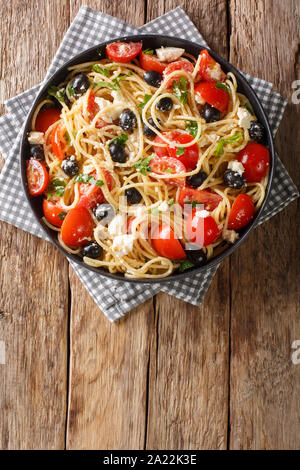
[0,7,298,322]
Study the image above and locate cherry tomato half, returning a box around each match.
[186,210,221,247]
[238,142,270,182]
[43,199,66,228]
[50,124,68,160]
[198,49,226,82]
[149,156,186,187]
[61,207,94,247]
[139,52,167,73]
[178,188,222,211]
[194,81,229,112]
[154,132,199,171]
[35,107,61,133]
[106,41,142,63]
[26,159,49,196]
[77,170,112,209]
[228,194,255,230]
[152,224,186,260]
[163,59,194,88]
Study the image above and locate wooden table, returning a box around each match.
[0,0,299,450]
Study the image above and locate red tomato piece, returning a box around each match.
[154,131,199,171]
[43,199,66,228]
[186,210,221,247]
[163,59,194,88]
[77,170,112,209]
[50,124,68,161]
[139,52,167,73]
[194,81,229,112]
[87,91,99,120]
[35,107,61,133]
[228,194,255,230]
[153,134,169,158]
[178,188,222,211]
[238,142,270,182]
[26,159,49,196]
[61,207,94,247]
[106,41,142,63]
[149,156,186,187]
[152,224,186,260]
[198,49,226,82]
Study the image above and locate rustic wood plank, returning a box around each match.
[0,0,70,450]
[145,0,231,450]
[66,0,152,450]
[229,0,300,450]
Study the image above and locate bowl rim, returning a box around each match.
[20,34,275,283]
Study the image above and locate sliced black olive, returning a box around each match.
[156,97,173,112]
[93,203,115,222]
[125,187,142,204]
[201,103,221,123]
[143,70,163,88]
[61,157,79,177]
[223,169,246,189]
[119,109,137,132]
[185,244,207,267]
[82,241,102,259]
[249,120,266,144]
[71,73,90,98]
[29,144,44,161]
[142,118,161,138]
[109,143,127,163]
[187,170,208,188]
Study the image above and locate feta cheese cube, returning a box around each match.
[108,214,126,237]
[28,131,44,145]
[158,201,169,212]
[112,234,134,257]
[228,160,245,176]
[198,210,210,218]
[237,107,254,129]
[156,47,185,63]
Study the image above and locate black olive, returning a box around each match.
[156,97,173,112]
[187,170,208,188]
[201,103,221,123]
[223,169,246,189]
[119,109,137,132]
[82,241,102,259]
[61,157,79,177]
[142,118,161,138]
[125,187,142,204]
[109,143,127,163]
[71,73,90,98]
[29,144,44,161]
[249,120,266,144]
[143,70,163,88]
[93,203,115,222]
[185,244,207,267]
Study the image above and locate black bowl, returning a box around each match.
[20,35,275,283]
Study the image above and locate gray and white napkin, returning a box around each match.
[0,6,298,322]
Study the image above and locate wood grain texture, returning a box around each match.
[145,0,231,450]
[229,0,300,450]
[0,0,70,450]
[66,0,152,450]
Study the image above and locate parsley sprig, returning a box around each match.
[143,48,154,55]
[92,64,112,76]
[176,147,185,157]
[172,77,188,104]
[215,81,230,93]
[185,120,198,138]
[214,132,243,157]
[137,94,152,110]
[47,85,69,105]
[47,178,66,200]
[74,173,104,187]
[110,134,128,147]
[133,156,153,175]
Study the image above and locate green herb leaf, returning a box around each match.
[215,138,225,157]
[172,77,188,104]
[74,173,104,187]
[133,156,153,175]
[178,261,195,272]
[226,132,243,144]
[168,198,174,206]
[48,178,66,198]
[110,133,128,147]
[215,81,230,93]
[137,94,152,110]
[186,200,199,209]
[57,211,67,221]
[95,81,121,91]
[185,120,198,138]
[47,85,68,105]
[176,147,185,157]
[64,131,71,145]
[244,102,255,116]
[67,84,75,97]
[143,48,154,55]
[95,180,104,187]
[92,64,111,76]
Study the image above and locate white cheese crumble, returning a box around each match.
[95,96,122,122]
[207,63,223,81]
[237,107,254,129]
[112,234,134,257]
[157,201,169,212]
[108,214,126,238]
[156,47,185,62]
[82,164,95,175]
[198,210,210,218]
[223,229,239,244]
[195,93,205,105]
[28,131,44,145]
[228,160,245,176]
